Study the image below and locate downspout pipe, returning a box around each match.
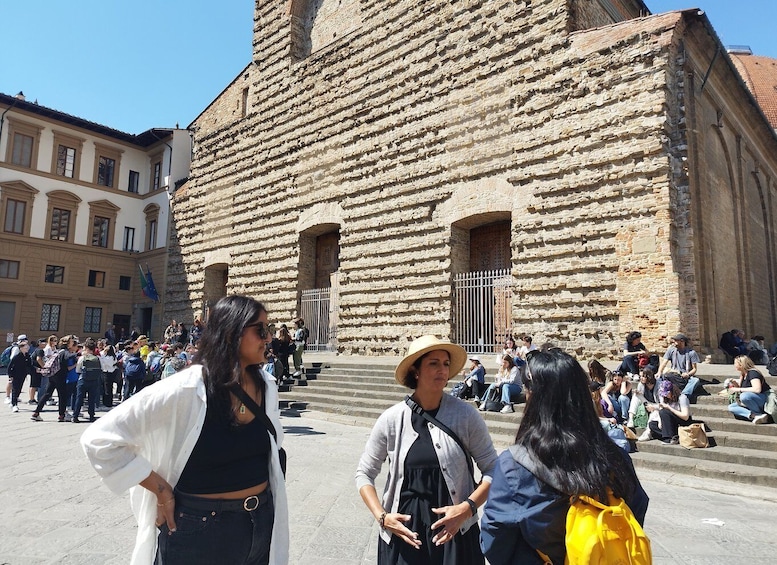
[0,95,23,155]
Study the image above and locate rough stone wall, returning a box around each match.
[168,1,777,357]
[569,0,649,31]
[170,0,679,356]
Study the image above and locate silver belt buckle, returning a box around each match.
[243,495,260,511]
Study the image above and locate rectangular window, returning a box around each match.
[11,133,34,167]
[148,219,158,250]
[88,270,105,288]
[91,216,110,247]
[119,275,131,291]
[128,170,139,193]
[45,265,65,284]
[97,156,116,187]
[4,199,25,234]
[84,307,102,333]
[123,227,135,251]
[56,145,76,178]
[0,301,16,328]
[49,208,71,241]
[0,259,20,279]
[153,162,161,191]
[40,304,61,332]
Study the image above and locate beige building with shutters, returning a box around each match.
[0,92,191,345]
[167,0,777,359]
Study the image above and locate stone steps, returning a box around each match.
[280,362,777,488]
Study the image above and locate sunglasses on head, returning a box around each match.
[244,322,269,339]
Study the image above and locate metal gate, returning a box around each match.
[300,281,338,351]
[453,269,513,354]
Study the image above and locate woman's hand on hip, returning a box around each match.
[384,513,421,549]
[156,495,177,533]
[430,503,469,546]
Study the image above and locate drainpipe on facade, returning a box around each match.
[0,93,24,154]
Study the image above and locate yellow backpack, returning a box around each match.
[509,445,652,565]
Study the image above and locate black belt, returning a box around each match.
[175,489,271,512]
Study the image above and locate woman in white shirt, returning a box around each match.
[81,296,289,565]
[480,355,522,413]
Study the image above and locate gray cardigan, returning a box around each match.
[355,393,498,544]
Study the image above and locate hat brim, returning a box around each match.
[394,338,468,386]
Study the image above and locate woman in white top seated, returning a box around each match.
[480,355,522,414]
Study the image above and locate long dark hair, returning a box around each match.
[516,349,637,501]
[196,295,267,421]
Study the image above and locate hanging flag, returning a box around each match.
[139,265,160,302]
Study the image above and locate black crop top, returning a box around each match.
[177,410,271,494]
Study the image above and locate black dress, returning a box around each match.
[378,410,483,565]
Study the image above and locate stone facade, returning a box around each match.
[169,0,777,358]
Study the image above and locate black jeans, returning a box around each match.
[649,408,689,440]
[155,490,274,565]
[34,375,68,418]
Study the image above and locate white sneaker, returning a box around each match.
[3,397,9,404]
[637,429,652,442]
[292,371,302,377]
[12,405,19,413]
[478,403,487,411]
[753,413,770,425]
[500,404,515,414]
[626,416,634,428]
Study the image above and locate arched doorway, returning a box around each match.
[452,218,513,353]
[203,263,228,322]
[298,227,340,351]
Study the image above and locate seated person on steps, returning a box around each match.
[480,355,522,414]
[657,333,700,400]
[638,380,691,444]
[727,355,772,424]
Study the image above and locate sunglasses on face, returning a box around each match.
[244,322,270,339]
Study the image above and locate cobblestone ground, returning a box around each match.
[1,375,775,564]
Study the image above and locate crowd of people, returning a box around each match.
[3,306,775,564]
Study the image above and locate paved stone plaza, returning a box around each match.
[1,374,776,564]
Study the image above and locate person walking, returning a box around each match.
[31,335,79,422]
[72,338,103,423]
[81,295,289,565]
[8,340,33,413]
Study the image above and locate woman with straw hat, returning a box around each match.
[356,335,498,564]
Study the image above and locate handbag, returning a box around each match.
[762,390,777,422]
[632,402,648,429]
[678,423,709,449]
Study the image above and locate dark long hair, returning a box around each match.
[196,295,267,421]
[516,349,637,501]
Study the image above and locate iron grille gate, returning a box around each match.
[453,269,513,354]
[300,287,337,351]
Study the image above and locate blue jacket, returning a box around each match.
[480,449,649,565]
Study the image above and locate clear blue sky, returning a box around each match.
[1,0,774,134]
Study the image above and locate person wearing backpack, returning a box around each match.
[481,348,649,565]
[31,335,79,422]
[122,343,146,399]
[72,338,103,423]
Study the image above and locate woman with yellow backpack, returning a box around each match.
[480,348,651,564]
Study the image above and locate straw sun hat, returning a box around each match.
[394,335,468,387]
